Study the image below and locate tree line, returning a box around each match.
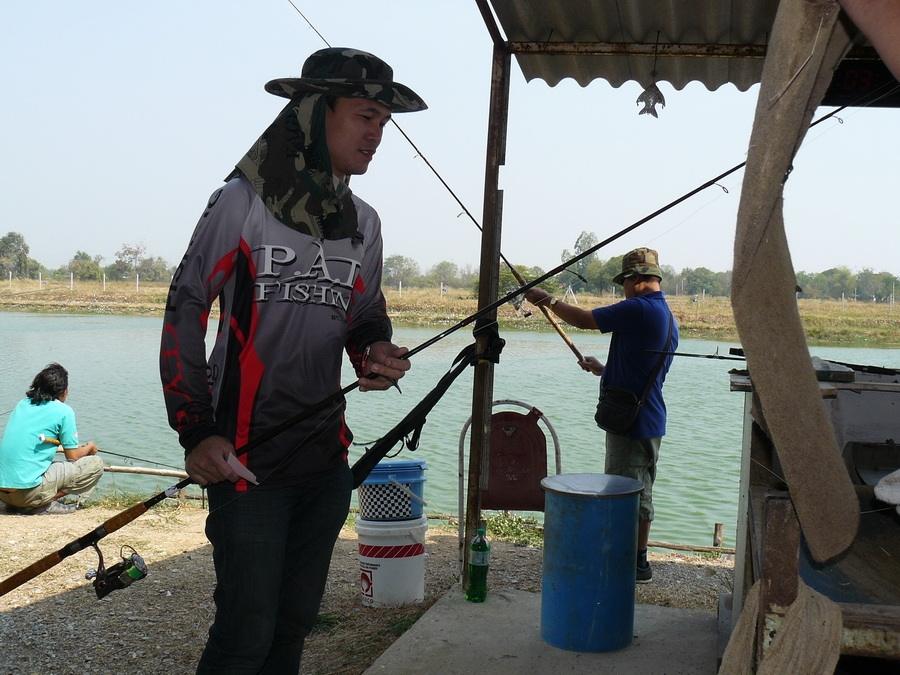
[385,230,899,302]
[2,230,897,301]
[0,233,173,282]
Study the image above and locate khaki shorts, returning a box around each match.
[0,456,104,509]
[604,434,661,521]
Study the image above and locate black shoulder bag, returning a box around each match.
[594,314,674,435]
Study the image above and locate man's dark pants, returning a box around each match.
[197,463,352,674]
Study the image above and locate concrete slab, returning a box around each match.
[366,589,717,674]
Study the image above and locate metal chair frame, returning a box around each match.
[457,399,562,575]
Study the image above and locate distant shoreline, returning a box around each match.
[1,280,898,348]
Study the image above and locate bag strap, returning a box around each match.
[638,312,674,405]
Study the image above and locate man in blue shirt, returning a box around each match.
[0,363,103,514]
[526,248,678,583]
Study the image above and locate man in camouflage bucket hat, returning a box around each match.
[525,247,678,584]
[612,247,664,285]
[160,47,424,672]
[265,47,427,112]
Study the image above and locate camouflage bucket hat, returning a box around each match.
[265,47,427,113]
[613,247,664,285]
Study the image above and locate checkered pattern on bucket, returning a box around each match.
[358,482,414,521]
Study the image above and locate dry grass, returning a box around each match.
[1,280,898,346]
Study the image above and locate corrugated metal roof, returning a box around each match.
[488,0,781,91]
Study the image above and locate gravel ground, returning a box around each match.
[0,502,733,674]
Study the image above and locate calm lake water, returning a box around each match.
[2,312,899,547]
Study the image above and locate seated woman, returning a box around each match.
[0,363,103,514]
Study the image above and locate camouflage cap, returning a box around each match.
[612,247,664,285]
[265,47,427,113]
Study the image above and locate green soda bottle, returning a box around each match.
[465,526,490,602]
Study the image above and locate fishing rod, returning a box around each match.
[286,0,585,362]
[37,435,186,472]
[0,478,191,599]
[98,451,185,472]
[645,349,746,362]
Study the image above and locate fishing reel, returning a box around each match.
[85,544,148,599]
[503,286,532,318]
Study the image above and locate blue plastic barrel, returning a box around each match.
[358,459,427,521]
[540,473,643,652]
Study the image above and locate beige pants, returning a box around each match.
[0,456,104,509]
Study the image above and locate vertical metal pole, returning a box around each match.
[464,43,510,589]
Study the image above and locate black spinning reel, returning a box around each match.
[85,544,148,599]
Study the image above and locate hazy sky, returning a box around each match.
[2,1,898,276]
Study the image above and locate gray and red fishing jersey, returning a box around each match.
[160,176,392,488]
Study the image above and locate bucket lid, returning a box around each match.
[541,473,643,498]
[370,459,427,473]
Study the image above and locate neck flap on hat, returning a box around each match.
[230,93,360,241]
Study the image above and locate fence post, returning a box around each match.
[136,273,140,292]
[713,522,724,547]
[70,272,74,290]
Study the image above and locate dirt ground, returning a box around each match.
[0,501,733,674]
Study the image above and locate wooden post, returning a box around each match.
[757,492,800,661]
[463,40,510,589]
[714,522,724,547]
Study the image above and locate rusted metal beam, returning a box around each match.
[508,40,766,58]
[475,0,506,50]
[463,43,510,589]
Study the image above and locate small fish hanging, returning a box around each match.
[637,82,666,118]
[637,31,666,118]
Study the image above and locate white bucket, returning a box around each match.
[356,515,427,607]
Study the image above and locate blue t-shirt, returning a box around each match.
[591,291,678,439]
[0,398,79,489]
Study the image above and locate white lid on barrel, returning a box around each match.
[541,473,643,498]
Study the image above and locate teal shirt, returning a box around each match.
[0,398,79,489]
